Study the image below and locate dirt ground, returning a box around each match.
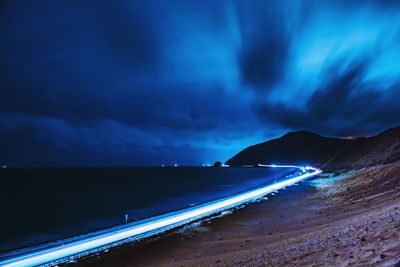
[73,162,400,267]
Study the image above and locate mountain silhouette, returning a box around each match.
[226,126,400,169]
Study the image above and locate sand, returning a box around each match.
[72,162,400,267]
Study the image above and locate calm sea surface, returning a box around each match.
[0,167,295,252]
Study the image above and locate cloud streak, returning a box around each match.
[1,0,400,166]
[258,58,400,136]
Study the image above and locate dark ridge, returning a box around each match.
[226,126,400,170]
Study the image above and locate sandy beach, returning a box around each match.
[72,162,400,267]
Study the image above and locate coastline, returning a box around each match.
[74,163,400,266]
[0,167,316,266]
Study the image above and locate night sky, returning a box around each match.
[1,1,400,166]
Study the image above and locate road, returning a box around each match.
[0,165,321,267]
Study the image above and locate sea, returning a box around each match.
[0,166,296,252]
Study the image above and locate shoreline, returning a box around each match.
[0,167,318,266]
[74,163,400,266]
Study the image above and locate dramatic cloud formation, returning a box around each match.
[1,0,400,166]
[258,59,400,136]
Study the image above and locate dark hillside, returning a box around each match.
[226,126,400,169]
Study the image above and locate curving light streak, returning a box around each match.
[257,164,309,172]
[0,165,321,267]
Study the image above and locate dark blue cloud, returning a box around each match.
[238,23,290,90]
[258,58,400,137]
[0,0,400,166]
[235,1,303,91]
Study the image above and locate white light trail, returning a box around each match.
[0,165,321,267]
[258,164,308,172]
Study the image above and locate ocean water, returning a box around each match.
[0,167,295,252]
